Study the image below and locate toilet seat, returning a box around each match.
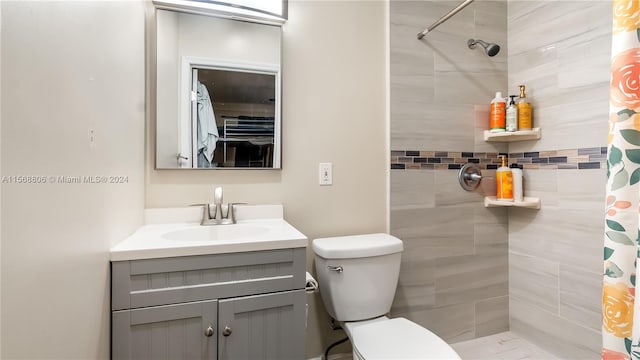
[344,317,461,360]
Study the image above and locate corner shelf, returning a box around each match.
[484,196,541,209]
[481,126,542,210]
[484,127,541,142]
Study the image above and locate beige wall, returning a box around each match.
[1,1,145,358]
[0,1,386,358]
[146,1,388,358]
[0,2,3,355]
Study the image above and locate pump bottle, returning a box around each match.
[495,155,513,201]
[517,85,532,130]
[506,95,518,132]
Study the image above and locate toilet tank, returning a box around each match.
[312,233,403,322]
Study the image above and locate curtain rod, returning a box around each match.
[416,0,475,39]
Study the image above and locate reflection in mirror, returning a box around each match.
[154,9,282,169]
[191,65,278,168]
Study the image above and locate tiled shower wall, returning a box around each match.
[389,0,509,342]
[506,1,610,358]
[390,1,610,357]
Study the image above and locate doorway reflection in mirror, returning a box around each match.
[191,67,276,168]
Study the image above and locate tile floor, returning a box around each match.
[451,331,562,360]
[326,331,562,360]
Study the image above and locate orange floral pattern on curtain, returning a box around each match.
[603,1,640,359]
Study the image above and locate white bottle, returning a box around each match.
[506,95,518,132]
[490,92,506,132]
[510,163,523,202]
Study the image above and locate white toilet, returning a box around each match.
[313,233,461,360]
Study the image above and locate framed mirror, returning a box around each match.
[154,8,282,169]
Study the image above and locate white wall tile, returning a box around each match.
[393,302,476,343]
[391,170,437,210]
[391,103,476,151]
[509,252,559,313]
[510,296,601,358]
[521,169,559,208]
[557,169,606,210]
[391,207,476,259]
[559,265,602,332]
[509,208,603,273]
[475,296,510,337]
[435,253,509,306]
[558,32,612,88]
[435,170,486,208]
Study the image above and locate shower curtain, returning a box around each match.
[603,1,640,359]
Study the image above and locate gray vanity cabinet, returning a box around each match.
[112,299,218,359]
[111,248,306,360]
[218,290,305,360]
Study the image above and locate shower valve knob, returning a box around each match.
[458,164,482,191]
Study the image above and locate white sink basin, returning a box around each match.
[162,224,270,242]
[110,205,308,261]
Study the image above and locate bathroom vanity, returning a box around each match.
[110,205,307,360]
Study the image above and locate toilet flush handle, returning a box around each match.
[327,265,343,273]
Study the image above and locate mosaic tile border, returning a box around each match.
[390,147,607,170]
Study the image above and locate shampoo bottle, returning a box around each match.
[517,85,532,130]
[510,163,523,202]
[496,155,513,201]
[506,95,518,132]
[489,91,506,132]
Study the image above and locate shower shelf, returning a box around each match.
[484,196,541,209]
[484,128,541,142]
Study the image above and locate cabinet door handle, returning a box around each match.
[222,326,232,337]
[204,326,214,337]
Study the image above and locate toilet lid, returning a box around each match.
[349,318,461,359]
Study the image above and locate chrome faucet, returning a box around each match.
[196,187,242,225]
[213,186,225,223]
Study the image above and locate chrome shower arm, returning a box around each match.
[416,0,474,39]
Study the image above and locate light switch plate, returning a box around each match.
[319,163,332,185]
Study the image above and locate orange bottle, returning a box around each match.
[495,155,513,201]
[517,85,532,130]
[490,91,506,132]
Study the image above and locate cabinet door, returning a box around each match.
[112,299,218,360]
[218,290,305,360]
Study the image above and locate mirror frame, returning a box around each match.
[153,0,288,26]
[150,6,284,170]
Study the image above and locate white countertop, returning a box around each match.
[110,205,308,261]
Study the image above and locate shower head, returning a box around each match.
[468,39,500,57]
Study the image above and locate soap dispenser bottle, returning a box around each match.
[495,155,513,201]
[506,95,518,132]
[490,91,506,132]
[517,85,532,130]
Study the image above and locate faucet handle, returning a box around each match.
[227,203,247,223]
[190,203,213,223]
